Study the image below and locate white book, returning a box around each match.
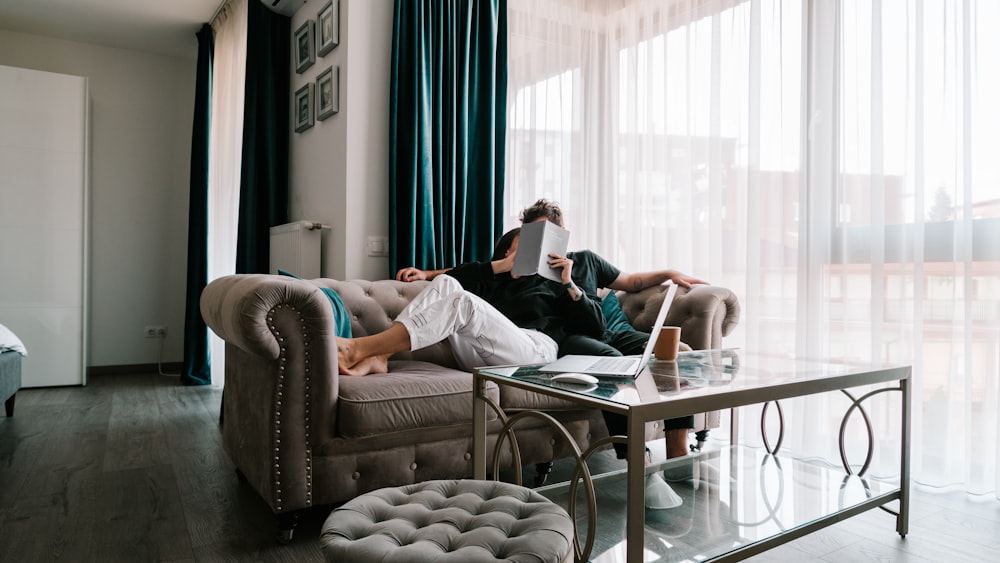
[511,221,570,282]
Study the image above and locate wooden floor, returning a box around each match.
[1,373,998,562]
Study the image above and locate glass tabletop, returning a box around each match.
[476,349,910,412]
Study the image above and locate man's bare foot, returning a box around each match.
[340,354,389,376]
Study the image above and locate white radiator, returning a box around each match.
[269,221,326,279]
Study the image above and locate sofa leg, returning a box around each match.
[4,393,14,417]
[533,461,554,487]
[276,511,300,544]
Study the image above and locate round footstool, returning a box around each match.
[320,479,574,562]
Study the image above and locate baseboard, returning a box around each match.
[88,363,183,376]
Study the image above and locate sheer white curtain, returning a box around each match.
[207,0,247,386]
[506,0,1000,496]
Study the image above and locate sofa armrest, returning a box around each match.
[200,274,338,428]
[616,284,740,350]
[200,272,341,430]
[201,274,341,514]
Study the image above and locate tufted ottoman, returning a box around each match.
[320,479,575,562]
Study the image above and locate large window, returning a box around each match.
[507,0,1000,495]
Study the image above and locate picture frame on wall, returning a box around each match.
[317,0,339,56]
[316,66,338,120]
[294,20,316,74]
[294,83,314,132]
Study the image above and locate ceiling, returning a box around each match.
[0,0,225,60]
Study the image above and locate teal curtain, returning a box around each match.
[180,23,214,387]
[389,0,508,273]
[236,0,290,274]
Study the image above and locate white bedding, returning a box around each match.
[0,323,27,356]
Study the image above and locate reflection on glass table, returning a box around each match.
[488,348,743,403]
[537,445,899,562]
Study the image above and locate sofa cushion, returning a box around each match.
[499,384,582,411]
[337,360,499,438]
[601,291,635,332]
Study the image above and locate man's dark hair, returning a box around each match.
[491,227,521,261]
[519,199,564,227]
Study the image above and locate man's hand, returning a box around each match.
[396,267,451,282]
[491,249,518,276]
[667,271,710,289]
[395,267,428,282]
[546,253,575,285]
[548,254,583,301]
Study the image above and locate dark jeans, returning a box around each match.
[560,330,694,459]
[604,411,694,459]
[559,330,649,357]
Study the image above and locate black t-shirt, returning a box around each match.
[568,250,621,296]
[446,261,606,345]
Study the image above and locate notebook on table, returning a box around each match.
[539,281,679,378]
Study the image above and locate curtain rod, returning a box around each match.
[209,0,230,26]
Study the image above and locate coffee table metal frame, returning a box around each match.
[472,350,911,562]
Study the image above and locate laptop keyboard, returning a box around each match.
[587,357,637,372]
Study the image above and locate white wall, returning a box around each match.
[0,66,88,387]
[0,31,194,369]
[289,0,393,280]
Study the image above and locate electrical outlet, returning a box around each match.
[144,325,167,338]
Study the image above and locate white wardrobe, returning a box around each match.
[0,65,90,387]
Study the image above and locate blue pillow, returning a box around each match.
[278,269,352,338]
[601,291,635,333]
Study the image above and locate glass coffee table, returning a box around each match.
[472,349,911,562]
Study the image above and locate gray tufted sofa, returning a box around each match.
[200,274,740,540]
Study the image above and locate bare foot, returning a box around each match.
[340,354,389,376]
[336,337,359,373]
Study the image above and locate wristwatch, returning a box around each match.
[563,282,583,301]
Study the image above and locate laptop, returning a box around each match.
[539,281,679,377]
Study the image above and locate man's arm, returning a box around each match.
[607,269,710,292]
[395,267,452,282]
[549,253,606,337]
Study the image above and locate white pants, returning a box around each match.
[396,275,558,371]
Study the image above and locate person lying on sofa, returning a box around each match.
[336,227,605,376]
[397,200,707,372]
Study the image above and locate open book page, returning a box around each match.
[511,221,570,282]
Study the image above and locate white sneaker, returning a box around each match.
[644,472,683,510]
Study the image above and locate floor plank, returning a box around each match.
[1,373,997,562]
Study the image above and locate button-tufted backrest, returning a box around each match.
[617,284,741,350]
